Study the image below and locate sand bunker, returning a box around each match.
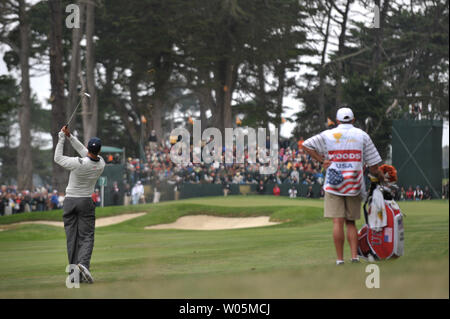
[145,215,281,230]
[0,212,146,230]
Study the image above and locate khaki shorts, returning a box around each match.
[324,191,362,220]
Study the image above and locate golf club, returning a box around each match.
[66,92,91,127]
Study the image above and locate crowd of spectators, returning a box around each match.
[0,185,65,216]
[0,184,107,216]
[123,137,449,202]
[125,137,326,192]
[397,185,434,201]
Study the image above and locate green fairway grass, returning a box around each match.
[0,195,448,298]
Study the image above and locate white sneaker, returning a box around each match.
[77,263,94,284]
[336,260,345,265]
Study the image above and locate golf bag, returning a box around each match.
[357,183,405,260]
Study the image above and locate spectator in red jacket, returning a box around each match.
[92,189,101,207]
[273,184,281,196]
[405,186,414,200]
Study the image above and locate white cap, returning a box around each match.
[336,107,354,122]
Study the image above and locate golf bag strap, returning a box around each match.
[363,181,378,225]
[363,199,369,225]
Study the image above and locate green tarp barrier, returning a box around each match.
[391,119,443,198]
[96,164,126,206]
[101,146,124,153]
[178,183,322,199]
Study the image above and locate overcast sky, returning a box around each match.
[0,1,448,148]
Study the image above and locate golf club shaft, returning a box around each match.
[66,93,90,127]
[66,100,82,127]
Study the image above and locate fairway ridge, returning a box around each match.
[0,212,146,230]
[145,215,281,230]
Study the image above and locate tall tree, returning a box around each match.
[81,0,98,143]
[0,75,19,148]
[330,0,353,109]
[95,0,182,146]
[293,1,335,136]
[317,1,333,129]
[48,0,68,191]
[181,0,312,135]
[0,0,34,189]
[16,0,33,190]
[67,0,85,134]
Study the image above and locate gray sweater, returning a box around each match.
[54,132,105,197]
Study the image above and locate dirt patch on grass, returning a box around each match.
[145,215,281,230]
[0,212,146,230]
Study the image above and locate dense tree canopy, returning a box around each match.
[0,0,448,187]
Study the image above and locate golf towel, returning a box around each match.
[367,185,387,232]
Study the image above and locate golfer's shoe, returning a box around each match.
[71,273,86,284]
[351,257,360,263]
[80,274,89,284]
[336,260,345,265]
[77,264,94,284]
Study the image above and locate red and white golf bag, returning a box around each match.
[358,183,405,260]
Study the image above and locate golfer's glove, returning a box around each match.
[58,131,66,140]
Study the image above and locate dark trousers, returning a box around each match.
[63,197,96,270]
[112,193,120,205]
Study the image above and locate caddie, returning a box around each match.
[302,107,384,265]
[54,125,105,283]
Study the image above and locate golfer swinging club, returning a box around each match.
[303,107,384,265]
[54,125,105,283]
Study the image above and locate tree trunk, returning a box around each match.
[335,0,352,109]
[199,99,207,128]
[111,98,140,144]
[67,0,85,132]
[85,0,98,139]
[152,98,163,143]
[48,0,68,192]
[257,63,267,126]
[214,59,234,134]
[275,63,286,137]
[213,78,225,133]
[373,0,390,68]
[318,4,332,129]
[223,59,234,130]
[17,0,33,190]
[196,69,217,129]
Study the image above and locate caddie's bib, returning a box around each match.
[323,125,365,196]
